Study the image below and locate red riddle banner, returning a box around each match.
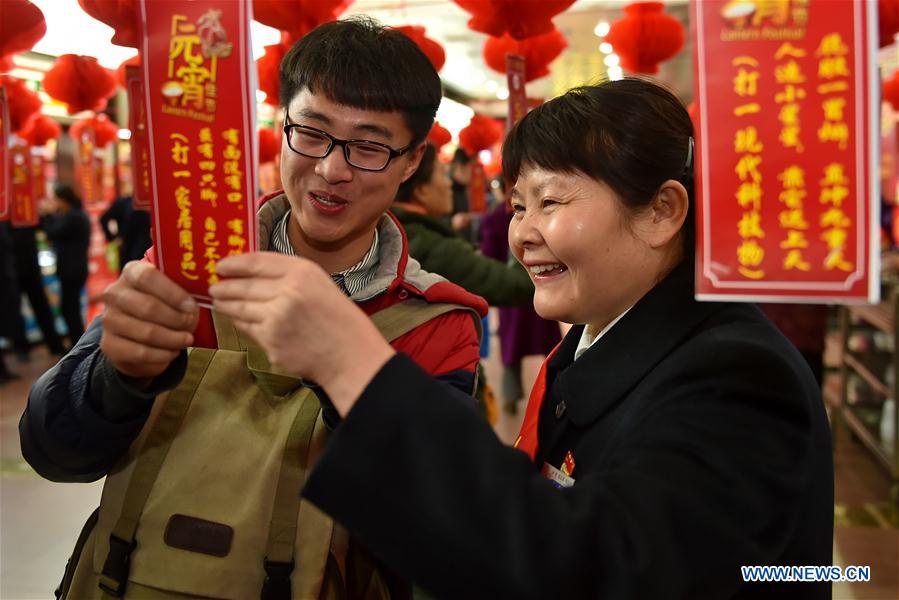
[10,142,37,227]
[139,0,257,303]
[506,54,528,132]
[0,87,8,222]
[693,0,879,302]
[126,65,153,212]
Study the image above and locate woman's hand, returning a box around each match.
[210,252,395,416]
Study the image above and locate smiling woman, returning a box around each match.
[288,78,835,599]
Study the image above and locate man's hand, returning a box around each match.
[210,252,395,416]
[100,261,199,381]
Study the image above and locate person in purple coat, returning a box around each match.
[480,192,561,412]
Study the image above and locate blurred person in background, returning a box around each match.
[40,184,91,347]
[100,193,153,271]
[0,222,21,382]
[9,225,66,360]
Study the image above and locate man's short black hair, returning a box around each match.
[279,17,443,145]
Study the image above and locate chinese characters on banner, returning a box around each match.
[692,0,878,302]
[10,143,38,227]
[126,65,153,212]
[506,54,528,132]
[74,125,99,204]
[31,152,46,207]
[0,87,9,221]
[468,161,487,213]
[139,0,257,303]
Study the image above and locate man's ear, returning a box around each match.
[641,179,689,249]
[399,143,427,183]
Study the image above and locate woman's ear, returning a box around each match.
[641,179,689,249]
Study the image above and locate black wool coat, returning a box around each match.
[303,260,833,599]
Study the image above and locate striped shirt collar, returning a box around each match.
[271,208,380,297]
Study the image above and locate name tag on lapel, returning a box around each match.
[541,462,575,489]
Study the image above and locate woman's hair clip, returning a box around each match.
[682,136,695,183]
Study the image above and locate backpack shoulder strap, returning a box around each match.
[369,298,482,344]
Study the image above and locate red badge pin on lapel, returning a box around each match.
[561,451,576,477]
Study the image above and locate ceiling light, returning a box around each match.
[594,21,610,37]
[599,42,614,55]
[608,66,624,81]
[117,129,132,140]
[604,54,620,67]
[497,88,509,100]
[485,80,498,92]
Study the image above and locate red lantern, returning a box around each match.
[605,2,685,75]
[394,26,446,72]
[256,35,292,107]
[115,54,140,88]
[1,75,41,131]
[884,69,899,111]
[881,0,899,48]
[0,0,46,72]
[259,128,280,164]
[70,114,119,147]
[252,0,353,41]
[453,0,575,40]
[483,28,567,82]
[428,122,452,150]
[77,0,139,48]
[18,113,61,146]
[43,54,118,115]
[459,115,503,156]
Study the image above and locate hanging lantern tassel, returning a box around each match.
[605,2,685,75]
[77,0,139,48]
[884,69,899,112]
[428,122,452,150]
[395,25,446,72]
[452,0,575,41]
[43,54,118,115]
[0,0,47,72]
[1,75,42,131]
[483,28,568,82]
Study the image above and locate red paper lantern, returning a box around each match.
[884,69,899,111]
[1,75,42,131]
[259,128,280,164]
[881,0,899,48]
[459,115,503,155]
[115,54,140,88]
[256,36,292,107]
[77,0,139,48]
[0,0,46,72]
[43,54,118,115]
[428,122,452,150]
[19,113,61,146]
[605,2,685,75]
[395,25,446,72]
[70,113,119,147]
[252,0,353,40]
[453,0,575,41]
[483,28,568,82]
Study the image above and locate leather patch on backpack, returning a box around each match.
[164,514,233,557]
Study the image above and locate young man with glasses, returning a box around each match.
[21,18,485,596]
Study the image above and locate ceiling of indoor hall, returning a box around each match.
[21,0,694,117]
[344,0,693,112]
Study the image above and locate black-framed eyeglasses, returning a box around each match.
[282,116,415,172]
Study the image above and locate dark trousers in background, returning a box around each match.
[12,259,65,356]
[58,275,86,346]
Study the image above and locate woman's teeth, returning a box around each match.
[529,263,567,275]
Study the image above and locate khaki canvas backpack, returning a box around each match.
[55,300,480,600]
